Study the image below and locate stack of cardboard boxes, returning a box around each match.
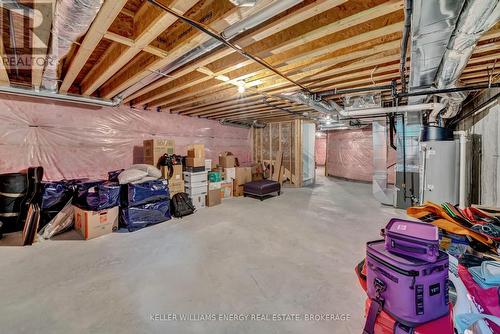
[186,144,205,172]
[143,139,175,166]
[184,144,208,209]
[206,170,221,207]
[165,164,184,198]
[184,170,208,209]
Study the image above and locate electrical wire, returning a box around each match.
[147,0,312,93]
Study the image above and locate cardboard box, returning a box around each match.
[187,144,205,158]
[185,183,208,196]
[74,206,118,240]
[168,179,185,198]
[206,189,221,207]
[162,164,183,181]
[235,167,252,186]
[233,183,244,197]
[186,157,205,167]
[221,180,233,199]
[191,194,206,209]
[143,139,175,165]
[205,159,212,171]
[224,167,236,180]
[219,153,236,168]
[209,181,222,190]
[183,171,208,183]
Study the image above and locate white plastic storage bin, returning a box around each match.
[185,183,208,196]
[183,171,208,183]
[191,193,206,209]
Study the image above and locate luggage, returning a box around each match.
[365,240,449,329]
[364,299,454,334]
[383,218,440,262]
[170,192,195,218]
[243,180,281,200]
[121,200,171,232]
[74,180,120,211]
[123,180,169,207]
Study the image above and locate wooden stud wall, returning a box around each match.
[252,119,303,187]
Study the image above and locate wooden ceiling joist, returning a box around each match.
[80,0,200,96]
[59,0,129,93]
[32,0,54,89]
[125,0,402,106]
[118,0,351,103]
[99,0,276,99]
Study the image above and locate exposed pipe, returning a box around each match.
[389,114,397,150]
[316,84,394,98]
[146,0,312,94]
[434,0,500,120]
[400,0,412,94]
[121,0,303,101]
[373,119,394,205]
[42,0,104,91]
[0,85,121,107]
[449,91,500,126]
[397,83,500,98]
[454,130,467,208]
[219,119,266,129]
[337,103,445,118]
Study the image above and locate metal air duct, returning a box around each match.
[42,0,104,91]
[373,120,395,205]
[0,85,121,107]
[434,0,500,120]
[119,0,302,100]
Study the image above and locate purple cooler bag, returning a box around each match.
[383,218,439,263]
[365,240,449,328]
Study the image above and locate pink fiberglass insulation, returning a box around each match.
[0,94,251,180]
[326,126,395,183]
[315,135,326,166]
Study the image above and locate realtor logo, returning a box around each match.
[0,0,56,70]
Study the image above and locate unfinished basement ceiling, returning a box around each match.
[0,0,499,122]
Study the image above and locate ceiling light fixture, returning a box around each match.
[238,85,246,93]
[229,0,258,7]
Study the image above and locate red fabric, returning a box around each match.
[364,300,454,334]
[458,264,500,332]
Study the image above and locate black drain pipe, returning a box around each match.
[400,0,412,94]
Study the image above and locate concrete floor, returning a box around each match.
[0,170,405,334]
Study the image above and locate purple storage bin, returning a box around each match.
[366,240,449,327]
[383,218,440,263]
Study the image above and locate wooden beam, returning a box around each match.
[0,31,9,85]
[32,0,54,89]
[103,32,169,58]
[148,24,403,109]
[59,0,128,93]
[81,0,199,96]
[121,1,401,104]
[120,0,348,103]
[100,0,275,98]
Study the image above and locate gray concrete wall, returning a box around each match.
[458,88,500,206]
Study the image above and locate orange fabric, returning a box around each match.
[407,202,493,248]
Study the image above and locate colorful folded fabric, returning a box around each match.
[468,261,500,288]
[458,264,500,333]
